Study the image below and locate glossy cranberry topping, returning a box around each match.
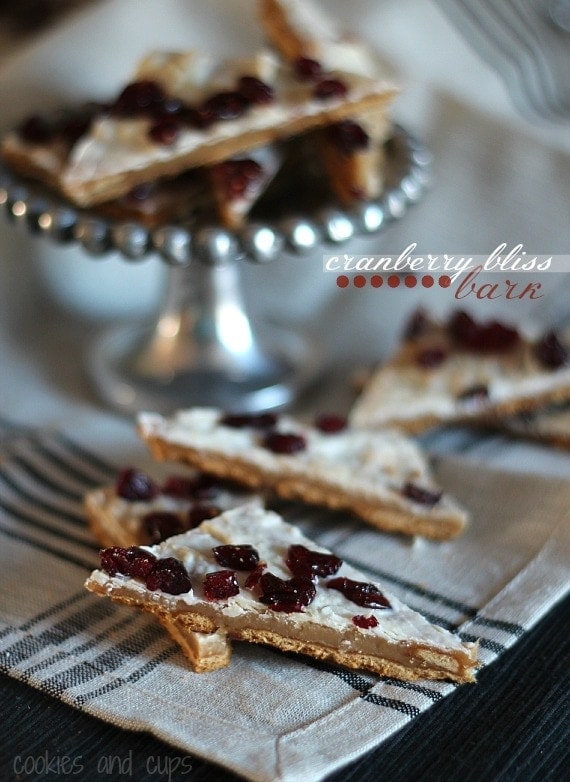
[416,346,448,368]
[221,412,278,429]
[187,502,221,527]
[148,117,181,145]
[142,511,185,544]
[402,482,442,506]
[314,413,347,433]
[18,115,53,144]
[202,91,249,121]
[448,311,520,352]
[294,56,323,82]
[213,544,260,570]
[244,561,266,589]
[352,614,379,629]
[286,544,342,579]
[535,331,567,368]
[262,432,307,455]
[258,572,316,612]
[326,121,369,154]
[56,114,93,146]
[182,105,215,129]
[326,577,391,609]
[112,80,165,115]
[161,473,220,500]
[238,75,275,104]
[403,308,430,340]
[100,546,157,579]
[457,383,490,404]
[212,159,263,200]
[203,570,240,600]
[145,557,192,594]
[314,78,348,100]
[116,468,159,501]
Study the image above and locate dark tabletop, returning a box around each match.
[2,592,568,782]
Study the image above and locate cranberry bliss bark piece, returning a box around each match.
[137,408,468,540]
[350,310,570,434]
[85,504,478,682]
[258,0,392,205]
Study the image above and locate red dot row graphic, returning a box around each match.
[336,274,452,289]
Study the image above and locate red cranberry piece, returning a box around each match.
[314,78,348,100]
[352,615,379,629]
[182,105,215,129]
[448,310,476,342]
[258,572,316,612]
[238,75,275,104]
[535,331,567,368]
[449,310,519,352]
[262,431,307,454]
[192,475,222,500]
[286,544,342,579]
[416,346,448,368]
[18,115,53,144]
[203,570,240,600]
[148,117,180,145]
[142,511,185,544]
[221,412,278,429]
[314,413,347,433]
[202,91,249,121]
[326,577,391,609]
[112,80,165,115]
[326,121,369,154]
[403,308,430,339]
[244,561,266,589]
[116,467,159,501]
[56,114,92,146]
[457,383,490,404]
[213,544,260,570]
[212,159,263,200]
[187,502,221,527]
[402,482,442,506]
[294,56,323,81]
[161,473,220,500]
[100,546,157,579]
[145,557,192,594]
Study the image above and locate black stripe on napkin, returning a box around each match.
[0,523,95,571]
[362,693,421,718]
[471,616,525,636]
[0,470,85,526]
[0,495,95,553]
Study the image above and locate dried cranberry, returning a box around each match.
[326,577,391,609]
[314,413,347,433]
[258,572,316,612]
[416,346,448,368]
[191,475,222,500]
[116,468,159,501]
[213,544,260,570]
[326,121,369,154]
[457,384,490,404]
[212,159,263,200]
[161,475,198,499]
[203,570,239,600]
[56,114,92,146]
[535,331,567,368]
[18,115,53,144]
[238,75,275,104]
[352,615,379,629]
[314,78,348,100]
[244,561,266,589]
[286,544,342,579]
[148,117,180,145]
[100,546,157,579]
[262,432,307,455]
[449,311,519,352]
[187,502,221,527]
[112,80,165,115]
[403,308,430,339]
[142,511,185,544]
[220,412,277,429]
[182,105,215,129]
[294,56,323,81]
[145,557,192,594]
[402,482,442,506]
[202,91,249,121]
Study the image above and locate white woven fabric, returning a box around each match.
[0,425,568,782]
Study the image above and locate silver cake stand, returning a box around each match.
[0,125,431,414]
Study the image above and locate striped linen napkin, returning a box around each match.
[0,422,569,782]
